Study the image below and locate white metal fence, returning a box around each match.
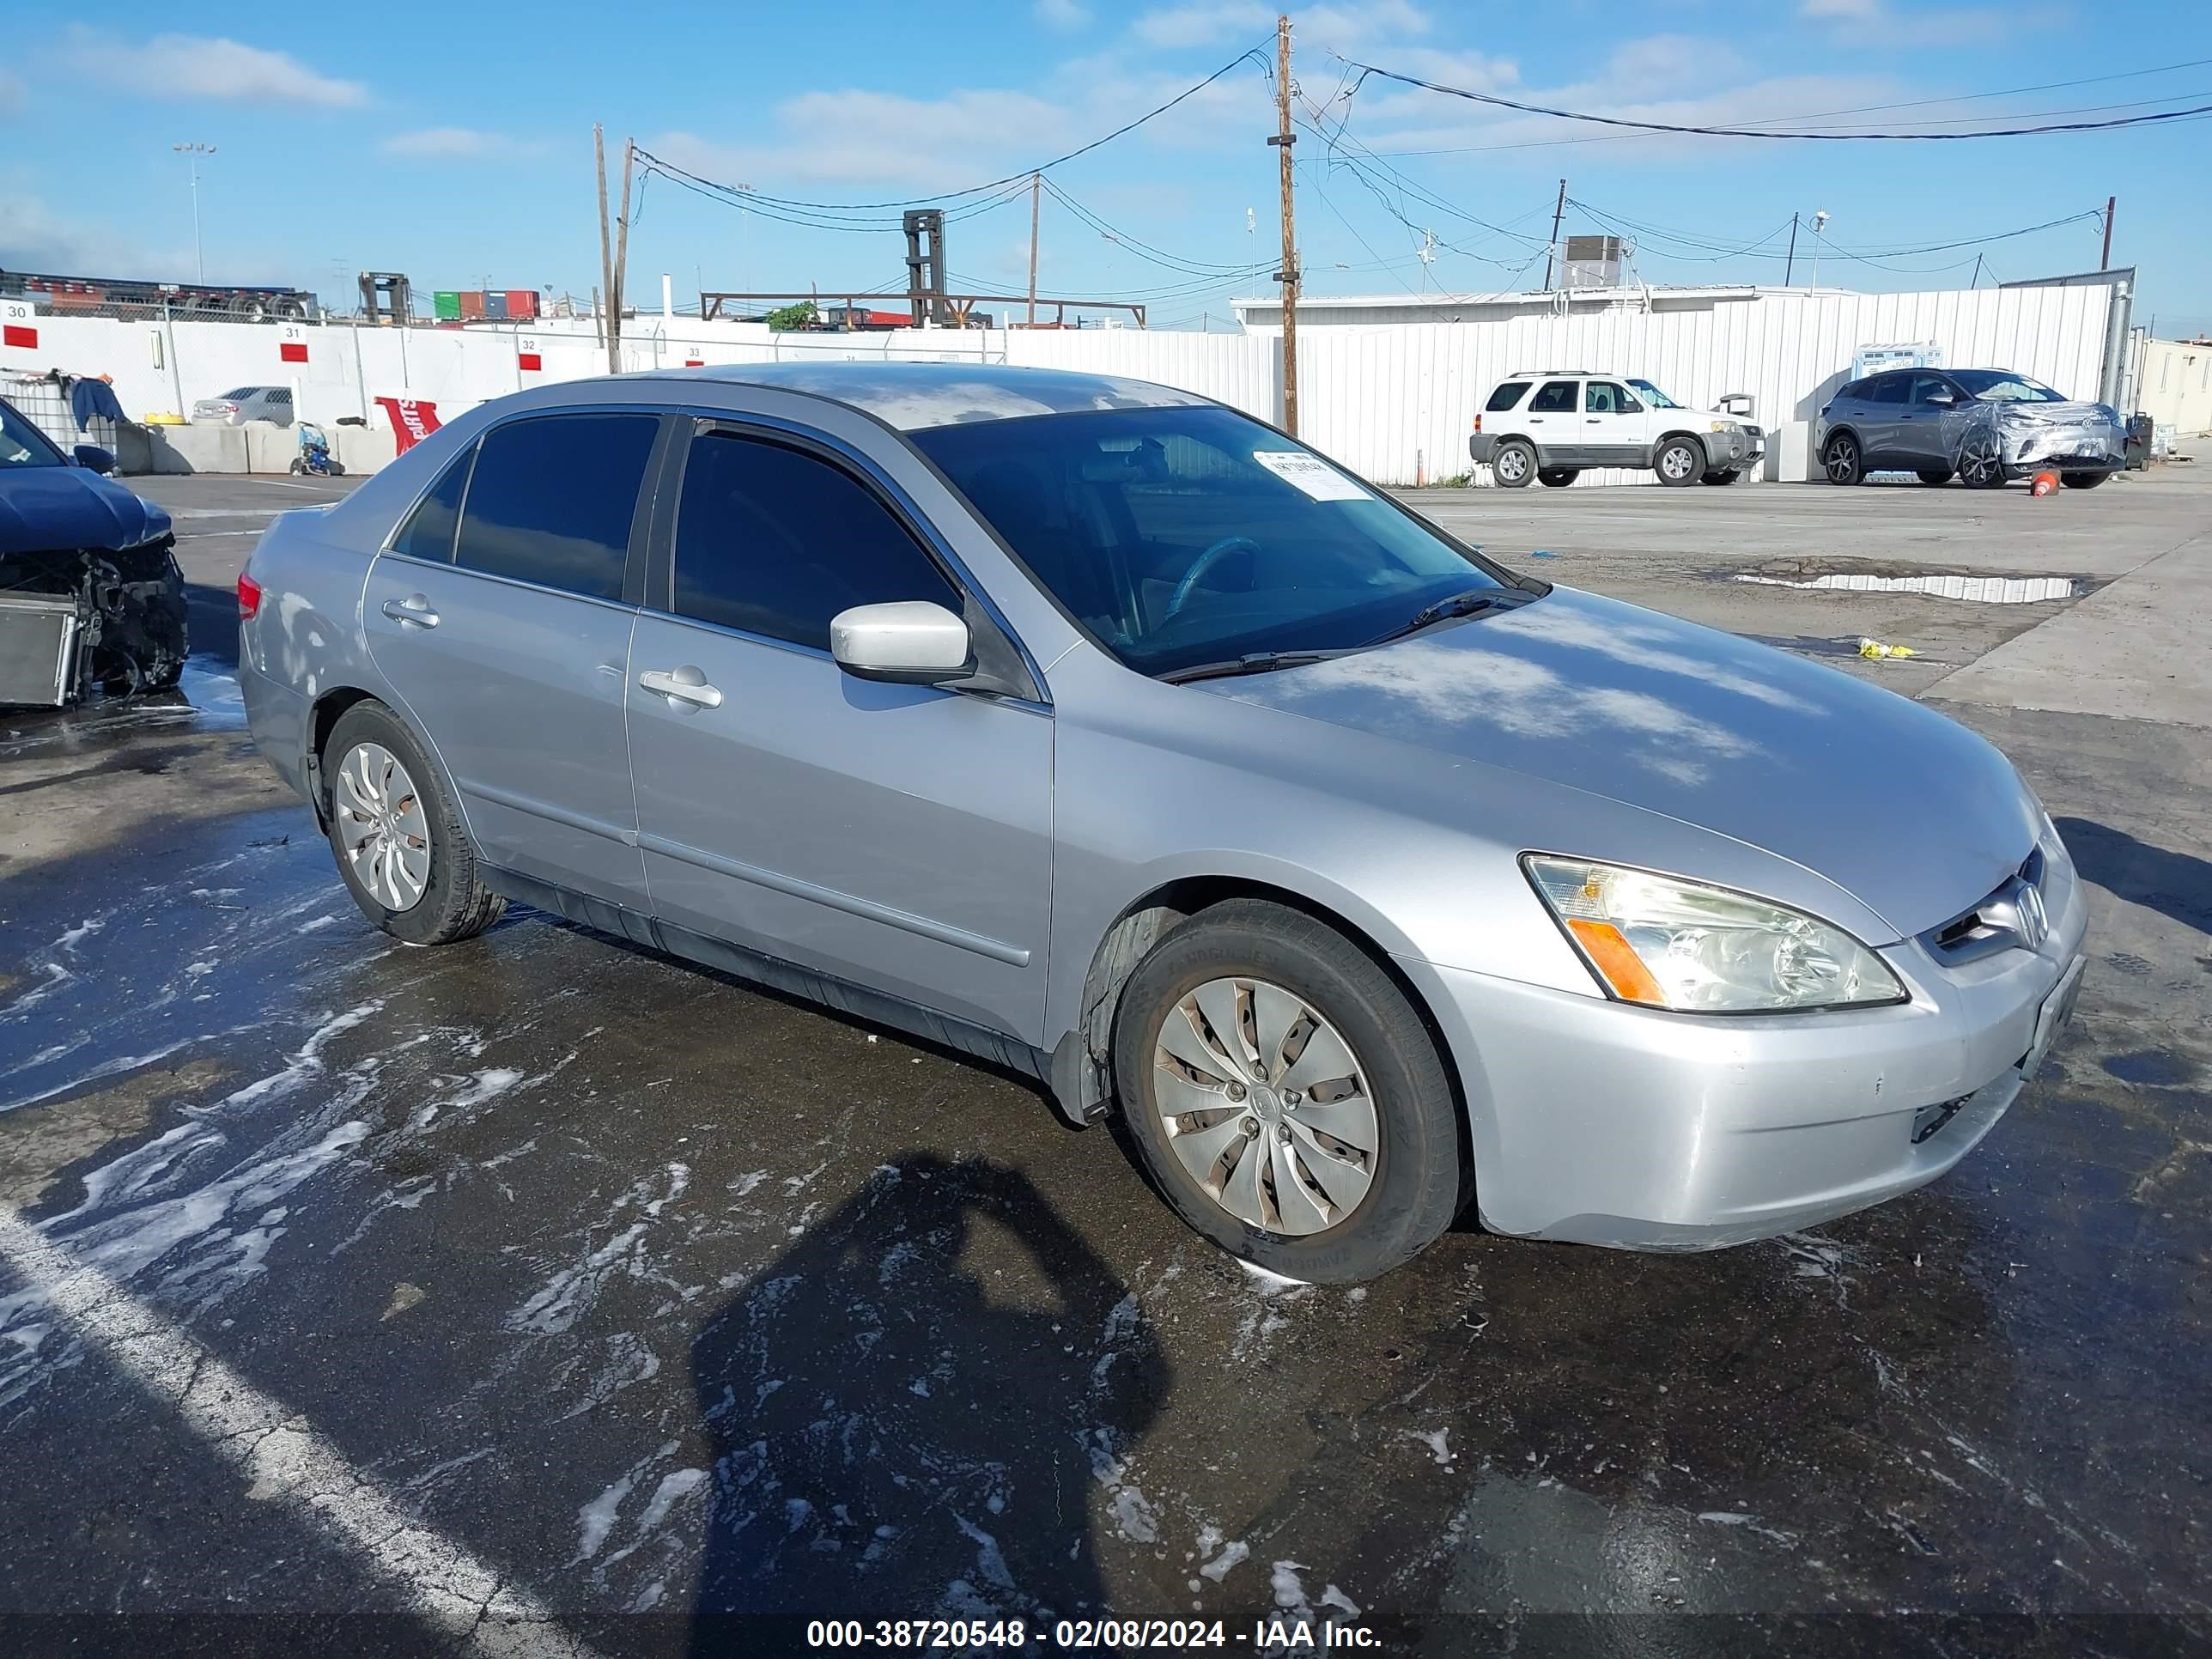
[0,280,2123,485]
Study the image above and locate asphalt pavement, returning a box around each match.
[0,468,2206,1656]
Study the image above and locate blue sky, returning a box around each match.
[4,3,2209,334]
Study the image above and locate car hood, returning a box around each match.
[1979,400,2126,465]
[0,466,173,556]
[1194,586,2039,939]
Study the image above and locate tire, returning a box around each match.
[1491,440,1537,489]
[1958,433,2008,489]
[2061,471,2108,489]
[1822,432,1864,486]
[1699,469,1741,486]
[1917,468,1955,486]
[1654,436,1702,486]
[1112,899,1464,1284]
[322,701,505,946]
[1536,468,1578,489]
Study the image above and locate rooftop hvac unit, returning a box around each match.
[1561,234,1625,289]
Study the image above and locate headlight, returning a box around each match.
[1708,421,1735,434]
[1524,855,1906,1014]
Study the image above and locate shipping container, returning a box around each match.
[484,291,509,321]
[505,289,540,320]
[458,289,485,319]
[433,290,462,320]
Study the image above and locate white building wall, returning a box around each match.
[2137,336,2212,436]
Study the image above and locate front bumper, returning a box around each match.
[1398,848,2089,1249]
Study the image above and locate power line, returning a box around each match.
[1334,56,2212,140]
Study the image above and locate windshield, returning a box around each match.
[1951,369,2067,404]
[910,405,1511,678]
[1627,378,1681,409]
[0,399,66,469]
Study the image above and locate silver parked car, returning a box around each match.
[1814,368,2125,489]
[192,385,295,426]
[237,364,2087,1283]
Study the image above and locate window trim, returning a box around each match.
[649,414,1046,705]
[1528,379,1581,414]
[1485,381,1532,413]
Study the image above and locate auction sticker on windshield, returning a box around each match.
[1253,449,1370,501]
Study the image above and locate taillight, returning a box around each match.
[237,572,263,620]
[1472,414,1484,434]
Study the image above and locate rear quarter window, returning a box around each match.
[1485,382,1530,412]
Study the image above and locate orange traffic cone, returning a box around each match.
[2030,469,2062,496]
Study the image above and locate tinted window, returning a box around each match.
[1866,376,1909,405]
[671,433,959,650]
[1585,380,1642,414]
[1949,369,2067,404]
[1908,374,1956,407]
[453,414,657,601]
[912,405,1504,679]
[1485,381,1530,412]
[1528,380,1579,414]
[389,445,475,563]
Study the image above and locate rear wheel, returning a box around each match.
[1917,467,1955,486]
[1655,436,1702,486]
[1114,899,1463,1284]
[1536,467,1579,489]
[1491,440,1537,489]
[1822,432,1863,485]
[2061,471,2108,489]
[322,701,505,946]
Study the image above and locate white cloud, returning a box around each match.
[658,86,1076,189]
[1801,0,1881,15]
[1797,0,2063,41]
[380,126,541,159]
[61,29,369,107]
[0,190,195,278]
[1035,0,1092,28]
[1133,2,1273,49]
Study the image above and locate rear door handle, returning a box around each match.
[639,666,723,710]
[380,596,440,629]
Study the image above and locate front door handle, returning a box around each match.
[639,666,723,710]
[381,596,440,629]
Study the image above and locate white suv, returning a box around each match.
[1469,370,1762,488]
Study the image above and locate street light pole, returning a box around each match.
[173,143,216,283]
[1809,209,1830,295]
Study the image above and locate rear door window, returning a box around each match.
[1528,380,1579,414]
[453,414,659,601]
[1485,382,1530,412]
[669,431,961,651]
[388,444,475,563]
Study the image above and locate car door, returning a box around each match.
[1581,380,1650,465]
[363,410,663,909]
[1856,374,1911,464]
[626,418,1054,1044]
[1902,373,1965,468]
[1522,379,1583,463]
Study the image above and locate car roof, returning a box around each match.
[629,360,1218,433]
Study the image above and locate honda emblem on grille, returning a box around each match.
[2016,883,2049,951]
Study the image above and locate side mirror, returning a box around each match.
[830,600,974,685]
[73,444,117,475]
[1925,390,1955,407]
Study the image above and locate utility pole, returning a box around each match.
[594,125,619,374]
[1784,212,1799,286]
[1270,13,1300,434]
[2100,194,2116,269]
[1027,172,1041,328]
[613,138,636,368]
[173,143,216,284]
[1972,252,1984,289]
[1541,179,1566,290]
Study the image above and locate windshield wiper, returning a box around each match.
[1366,588,1521,646]
[1159,651,1333,685]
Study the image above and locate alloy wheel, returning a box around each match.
[1825,437,1860,483]
[334,741,432,911]
[1959,434,2005,487]
[1494,447,1529,484]
[1659,444,1696,482]
[1152,976,1377,1235]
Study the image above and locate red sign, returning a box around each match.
[1,324,36,349]
[684,358,704,368]
[375,397,442,454]
[279,340,308,362]
[517,351,543,372]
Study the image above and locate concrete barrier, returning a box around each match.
[141,424,249,475]
[334,426,398,475]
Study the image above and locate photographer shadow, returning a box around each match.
[687,1154,1168,1650]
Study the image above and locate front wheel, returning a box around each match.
[1823,432,1864,485]
[323,701,506,946]
[2061,471,2108,489]
[1113,899,1465,1284]
[1958,434,2007,489]
[1655,437,1702,486]
[1536,467,1579,489]
[1491,440,1537,489]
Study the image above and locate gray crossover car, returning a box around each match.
[1814,368,2125,489]
[238,363,2087,1282]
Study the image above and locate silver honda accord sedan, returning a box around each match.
[236,362,2087,1283]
